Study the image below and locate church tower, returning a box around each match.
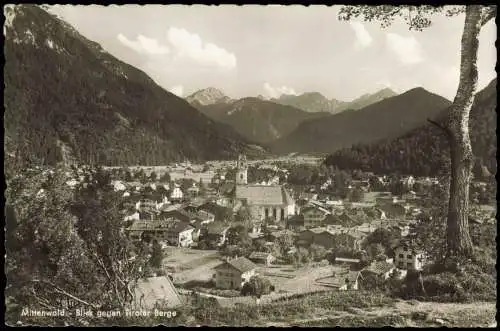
[236,154,248,185]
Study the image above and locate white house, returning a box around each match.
[165,220,195,247]
[124,212,140,222]
[112,180,127,192]
[401,176,416,188]
[394,243,427,271]
[301,205,331,228]
[170,184,184,201]
[214,257,257,290]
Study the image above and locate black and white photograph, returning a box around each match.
[4,4,497,327]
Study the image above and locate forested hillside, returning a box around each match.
[195,97,330,144]
[4,5,263,173]
[325,79,497,178]
[272,87,452,154]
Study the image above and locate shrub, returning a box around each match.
[389,261,497,303]
[309,244,328,262]
[241,276,273,298]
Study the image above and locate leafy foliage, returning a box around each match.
[364,228,402,257]
[241,276,274,298]
[149,240,164,269]
[5,166,150,326]
[338,5,462,30]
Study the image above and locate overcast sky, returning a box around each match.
[49,5,496,101]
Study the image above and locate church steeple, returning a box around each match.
[236,154,248,185]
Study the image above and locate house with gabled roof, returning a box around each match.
[204,222,231,246]
[301,204,331,229]
[214,257,258,290]
[394,241,427,271]
[126,218,194,247]
[160,209,196,223]
[318,270,360,291]
[169,184,184,202]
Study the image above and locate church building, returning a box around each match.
[230,154,295,223]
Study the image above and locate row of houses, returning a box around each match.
[125,199,239,249]
[296,227,366,251]
[126,218,196,247]
[211,242,428,292]
[290,199,414,230]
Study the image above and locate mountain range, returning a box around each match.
[191,97,331,144]
[270,92,346,114]
[324,78,497,178]
[186,87,399,145]
[270,88,397,114]
[4,5,264,172]
[271,87,453,154]
[6,4,488,176]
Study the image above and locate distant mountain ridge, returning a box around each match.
[270,88,397,114]
[271,92,346,114]
[4,4,264,172]
[185,87,234,106]
[191,97,331,144]
[339,88,397,112]
[271,87,452,155]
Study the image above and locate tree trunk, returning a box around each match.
[445,5,483,259]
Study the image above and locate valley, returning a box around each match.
[4,4,496,328]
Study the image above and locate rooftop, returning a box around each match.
[132,276,182,309]
[235,185,293,206]
[249,251,273,259]
[335,257,360,263]
[301,205,331,215]
[207,222,230,234]
[216,257,257,273]
[127,218,193,233]
[363,261,395,275]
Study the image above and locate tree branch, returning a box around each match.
[31,279,98,309]
[480,6,497,26]
[408,6,413,30]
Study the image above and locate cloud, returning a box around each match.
[117,33,170,55]
[168,85,184,97]
[263,82,298,99]
[386,33,424,65]
[167,27,237,69]
[349,22,373,49]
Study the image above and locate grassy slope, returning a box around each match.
[167,291,495,327]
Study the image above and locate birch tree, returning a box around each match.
[338,5,496,259]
